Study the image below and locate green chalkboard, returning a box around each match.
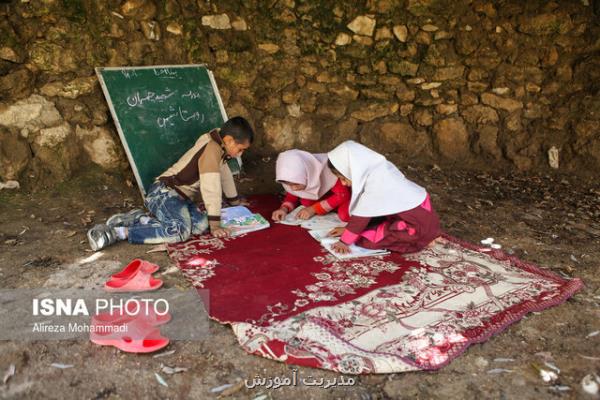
[96,65,235,197]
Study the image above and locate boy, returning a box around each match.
[87,116,254,251]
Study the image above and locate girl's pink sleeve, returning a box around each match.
[312,180,350,215]
[340,215,371,245]
[281,192,299,212]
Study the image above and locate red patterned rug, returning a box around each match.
[167,195,583,374]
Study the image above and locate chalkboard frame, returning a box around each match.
[95,64,234,199]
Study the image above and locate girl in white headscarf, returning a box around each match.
[326,141,440,254]
[272,149,350,222]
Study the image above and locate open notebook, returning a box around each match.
[278,206,347,230]
[308,229,390,260]
[220,206,270,237]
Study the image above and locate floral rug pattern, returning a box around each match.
[167,197,583,373]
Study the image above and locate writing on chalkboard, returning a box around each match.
[121,70,138,79]
[154,68,178,77]
[182,90,203,100]
[157,106,204,129]
[96,65,230,197]
[127,90,177,107]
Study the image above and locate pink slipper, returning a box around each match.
[90,318,169,353]
[104,270,163,292]
[111,259,159,280]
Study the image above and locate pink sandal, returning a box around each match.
[90,317,169,353]
[111,259,159,280]
[104,270,163,292]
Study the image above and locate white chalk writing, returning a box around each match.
[157,112,178,128]
[127,90,177,107]
[153,68,178,77]
[121,70,138,79]
[157,107,204,128]
[181,90,203,100]
[178,107,202,123]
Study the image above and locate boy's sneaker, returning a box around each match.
[106,209,145,228]
[88,224,119,251]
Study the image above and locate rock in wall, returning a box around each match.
[0,0,599,186]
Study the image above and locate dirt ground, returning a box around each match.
[0,157,599,400]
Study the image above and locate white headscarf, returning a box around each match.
[327,140,427,217]
[276,150,338,200]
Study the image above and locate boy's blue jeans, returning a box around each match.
[128,181,208,244]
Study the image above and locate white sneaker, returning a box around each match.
[106,209,146,228]
[87,224,119,251]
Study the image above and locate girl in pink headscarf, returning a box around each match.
[272,149,350,222]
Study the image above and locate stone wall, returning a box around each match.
[1,0,599,186]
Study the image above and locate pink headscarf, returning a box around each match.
[276,150,338,200]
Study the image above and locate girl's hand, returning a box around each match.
[332,241,351,254]
[328,227,345,237]
[297,207,316,220]
[272,208,288,221]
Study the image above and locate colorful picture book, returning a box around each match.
[308,229,390,260]
[220,206,270,237]
[278,206,347,231]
